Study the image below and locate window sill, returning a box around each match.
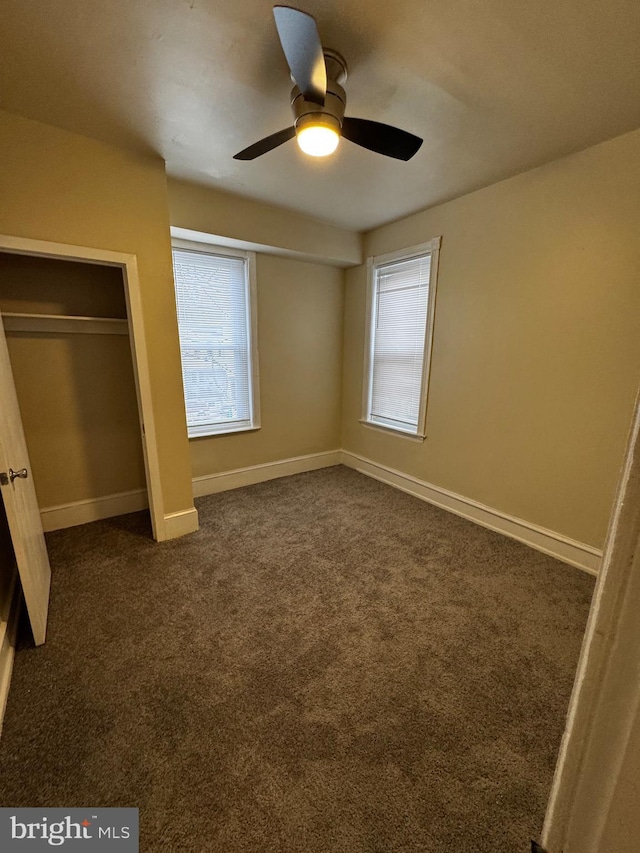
[188,424,261,440]
[359,419,426,443]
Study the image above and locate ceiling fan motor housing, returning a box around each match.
[291,49,347,136]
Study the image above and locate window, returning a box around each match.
[172,241,260,438]
[362,238,441,439]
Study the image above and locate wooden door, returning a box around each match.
[0,319,50,645]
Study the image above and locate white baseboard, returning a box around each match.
[0,576,20,737]
[39,489,199,541]
[192,450,342,498]
[40,489,198,541]
[341,451,601,575]
[161,507,200,540]
[35,449,601,573]
[40,489,148,532]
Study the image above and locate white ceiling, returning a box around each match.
[2,0,639,231]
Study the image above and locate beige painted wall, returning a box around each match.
[0,109,193,518]
[0,255,146,508]
[0,254,127,317]
[168,178,362,267]
[342,129,640,548]
[190,254,344,478]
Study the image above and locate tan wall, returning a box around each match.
[0,109,193,518]
[168,178,362,267]
[190,254,344,478]
[0,254,146,508]
[342,129,640,548]
[0,254,127,317]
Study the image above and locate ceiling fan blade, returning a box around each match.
[341,117,423,161]
[233,126,296,160]
[273,6,326,105]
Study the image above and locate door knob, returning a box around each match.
[0,468,29,486]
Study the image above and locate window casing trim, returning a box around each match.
[172,237,261,439]
[361,237,441,440]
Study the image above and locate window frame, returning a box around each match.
[361,236,441,441]
[172,237,260,439]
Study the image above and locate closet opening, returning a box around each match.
[0,237,164,543]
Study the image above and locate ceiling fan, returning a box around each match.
[234,5,423,162]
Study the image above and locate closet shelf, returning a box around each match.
[1,312,129,336]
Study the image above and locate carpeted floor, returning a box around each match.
[0,466,594,852]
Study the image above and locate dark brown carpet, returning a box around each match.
[0,466,594,852]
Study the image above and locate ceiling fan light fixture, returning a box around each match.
[232,8,423,162]
[296,115,340,157]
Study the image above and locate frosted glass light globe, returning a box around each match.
[296,124,340,157]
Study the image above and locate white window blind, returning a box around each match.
[172,247,257,437]
[366,249,435,436]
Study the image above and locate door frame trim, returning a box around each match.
[0,234,165,540]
